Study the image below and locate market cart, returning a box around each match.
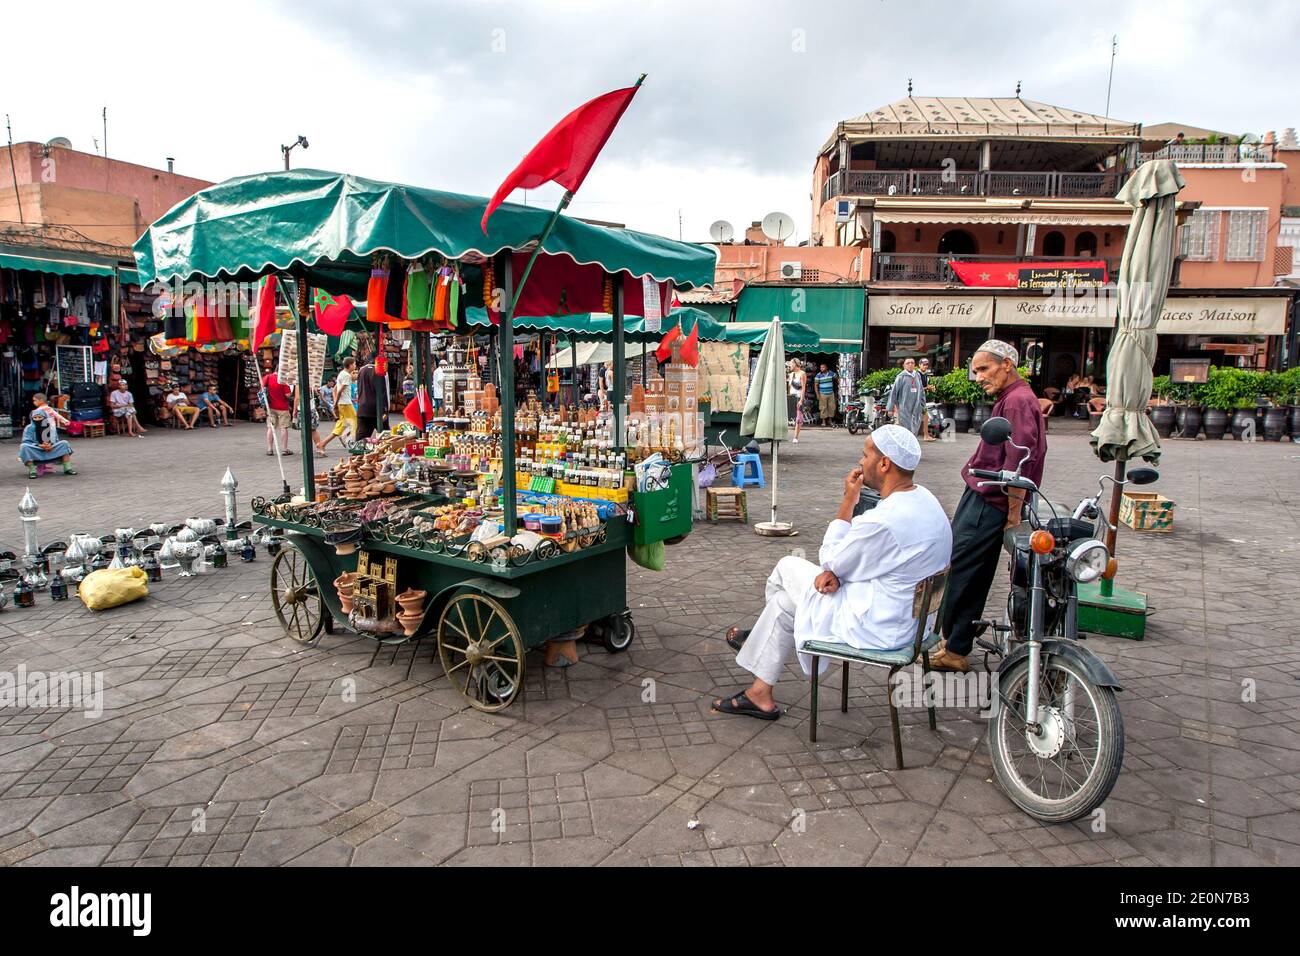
[133,168,714,711]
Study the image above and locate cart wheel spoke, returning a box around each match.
[437,593,523,713]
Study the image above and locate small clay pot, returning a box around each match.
[397,609,423,636]
[339,595,354,615]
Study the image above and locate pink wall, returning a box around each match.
[1174,165,1283,288]
[0,142,210,245]
[712,243,865,286]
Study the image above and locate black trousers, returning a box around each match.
[355,415,377,441]
[940,487,1009,656]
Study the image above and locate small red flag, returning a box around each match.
[481,83,642,232]
[404,386,431,429]
[679,322,700,368]
[252,275,278,349]
[654,325,681,364]
[313,289,353,336]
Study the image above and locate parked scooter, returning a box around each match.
[844,391,889,436]
[966,416,1158,823]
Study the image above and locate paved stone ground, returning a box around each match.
[0,419,1297,866]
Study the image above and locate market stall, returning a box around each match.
[133,168,715,711]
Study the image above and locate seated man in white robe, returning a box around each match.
[712,425,952,720]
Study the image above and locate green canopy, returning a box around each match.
[1091,159,1185,465]
[463,306,727,342]
[0,249,117,278]
[133,168,717,295]
[734,285,863,353]
[723,320,820,348]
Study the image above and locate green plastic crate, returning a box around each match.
[634,463,693,545]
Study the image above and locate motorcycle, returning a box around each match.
[925,400,945,440]
[844,391,889,436]
[967,416,1158,823]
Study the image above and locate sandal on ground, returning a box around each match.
[63,468,78,476]
[282,449,294,455]
[725,626,751,652]
[711,691,780,721]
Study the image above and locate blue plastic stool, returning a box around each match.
[732,452,765,488]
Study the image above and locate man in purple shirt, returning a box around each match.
[929,340,1047,672]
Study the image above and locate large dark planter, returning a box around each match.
[971,403,992,431]
[1263,407,1287,442]
[941,402,955,421]
[1230,409,1255,441]
[952,404,973,433]
[1289,405,1300,438]
[1176,405,1202,439]
[1202,408,1229,440]
[1149,405,1177,438]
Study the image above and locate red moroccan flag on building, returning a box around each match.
[678,321,700,368]
[480,80,644,233]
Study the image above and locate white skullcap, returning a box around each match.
[870,424,921,471]
[975,339,1019,365]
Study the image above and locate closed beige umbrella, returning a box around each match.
[1091,158,1185,465]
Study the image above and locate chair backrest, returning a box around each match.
[909,567,949,659]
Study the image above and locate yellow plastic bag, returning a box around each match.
[78,566,150,611]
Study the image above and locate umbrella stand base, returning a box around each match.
[754,522,797,537]
[1077,579,1148,641]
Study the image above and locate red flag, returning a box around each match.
[948,259,1108,288]
[654,325,681,364]
[252,275,278,349]
[679,322,700,368]
[481,83,642,232]
[313,289,353,336]
[404,386,431,429]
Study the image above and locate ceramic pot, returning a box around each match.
[1176,405,1201,439]
[1148,405,1176,438]
[1263,407,1287,442]
[1202,409,1229,440]
[1230,408,1254,441]
[397,609,423,636]
[395,589,427,613]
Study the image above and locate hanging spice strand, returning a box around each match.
[482,261,495,309]
[601,274,614,314]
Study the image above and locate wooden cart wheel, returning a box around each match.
[437,593,524,712]
[270,546,325,644]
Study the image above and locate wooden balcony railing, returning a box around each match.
[822,169,1124,204]
[871,253,1124,284]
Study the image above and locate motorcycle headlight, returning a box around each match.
[1065,539,1109,583]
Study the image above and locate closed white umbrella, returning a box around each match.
[741,317,792,535]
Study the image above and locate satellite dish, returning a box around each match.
[761,212,795,243]
[708,220,735,243]
[46,137,72,149]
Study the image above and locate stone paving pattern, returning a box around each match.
[0,421,1297,865]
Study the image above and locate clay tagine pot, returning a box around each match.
[395,588,427,614]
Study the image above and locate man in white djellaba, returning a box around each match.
[712,425,951,720]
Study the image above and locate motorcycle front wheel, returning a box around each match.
[988,655,1123,823]
[846,411,860,435]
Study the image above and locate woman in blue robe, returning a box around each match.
[19,398,76,477]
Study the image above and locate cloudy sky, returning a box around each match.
[8,0,1299,242]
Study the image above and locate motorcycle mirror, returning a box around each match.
[1127,467,1159,486]
[980,416,1013,446]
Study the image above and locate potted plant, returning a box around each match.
[1197,367,1239,440]
[1281,367,1300,441]
[1230,397,1257,441]
[1171,380,1201,439]
[1149,374,1177,438]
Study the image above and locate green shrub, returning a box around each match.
[1195,367,1263,411]
[855,367,902,396]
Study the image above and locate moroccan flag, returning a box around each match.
[654,325,681,364]
[678,322,700,368]
[313,289,353,336]
[252,275,279,349]
[481,81,643,232]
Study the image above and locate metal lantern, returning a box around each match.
[158,536,179,571]
[241,537,257,562]
[210,544,228,569]
[13,575,34,608]
[142,552,162,583]
[50,573,68,601]
[18,488,40,565]
[64,538,87,579]
[173,527,201,577]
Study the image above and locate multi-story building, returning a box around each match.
[797,95,1295,385]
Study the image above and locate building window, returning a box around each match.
[1041,231,1065,256]
[879,230,896,253]
[1179,209,1220,262]
[1225,209,1266,262]
[1074,231,1098,257]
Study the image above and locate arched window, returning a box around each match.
[879,229,897,253]
[937,229,978,256]
[1041,231,1066,256]
[1074,231,1098,257]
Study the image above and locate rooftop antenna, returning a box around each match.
[1104,35,1118,116]
[907,78,913,95]
[5,114,23,224]
[102,105,107,161]
[708,220,735,243]
[1015,80,1022,97]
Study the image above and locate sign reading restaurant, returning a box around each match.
[997,290,1117,327]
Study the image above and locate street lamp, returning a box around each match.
[281,135,309,170]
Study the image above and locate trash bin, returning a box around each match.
[852,487,881,518]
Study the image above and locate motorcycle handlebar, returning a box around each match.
[970,469,1002,480]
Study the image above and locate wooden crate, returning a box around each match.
[1118,491,1174,532]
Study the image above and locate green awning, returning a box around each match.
[734,286,863,353]
[117,268,140,286]
[693,302,734,325]
[0,250,116,278]
[463,306,727,342]
[722,321,820,348]
[133,168,717,295]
